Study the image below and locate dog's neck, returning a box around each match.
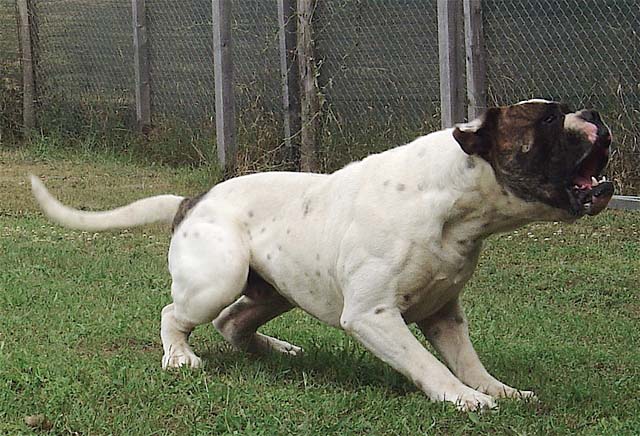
[432,139,564,242]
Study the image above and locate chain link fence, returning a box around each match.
[2,0,639,189]
[315,0,442,168]
[32,0,135,132]
[0,1,21,141]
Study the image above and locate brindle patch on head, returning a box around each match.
[171,192,207,233]
[453,100,604,215]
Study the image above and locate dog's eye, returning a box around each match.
[542,114,557,124]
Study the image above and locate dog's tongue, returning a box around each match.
[573,175,592,189]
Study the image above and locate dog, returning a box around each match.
[30,99,614,411]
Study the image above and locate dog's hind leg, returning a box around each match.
[161,220,250,369]
[213,270,303,356]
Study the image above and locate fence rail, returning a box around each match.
[1,0,638,193]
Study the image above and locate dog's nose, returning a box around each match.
[580,110,611,147]
[580,109,601,124]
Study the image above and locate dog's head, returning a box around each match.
[453,99,613,219]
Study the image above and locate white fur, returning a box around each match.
[516,98,554,105]
[30,175,183,231]
[32,127,559,411]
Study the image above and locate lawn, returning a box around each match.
[1,146,638,435]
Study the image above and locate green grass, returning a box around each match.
[1,146,638,435]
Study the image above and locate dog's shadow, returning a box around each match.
[199,338,416,396]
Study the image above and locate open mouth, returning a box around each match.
[569,142,613,215]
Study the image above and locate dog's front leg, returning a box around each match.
[340,304,496,411]
[416,298,536,401]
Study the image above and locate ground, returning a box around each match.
[0,146,638,435]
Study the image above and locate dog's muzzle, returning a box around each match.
[568,110,614,216]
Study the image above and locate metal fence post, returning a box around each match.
[213,0,236,176]
[132,0,151,132]
[463,0,486,121]
[16,0,36,130]
[437,0,465,128]
[278,0,301,170]
[297,0,319,173]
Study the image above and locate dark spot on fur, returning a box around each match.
[316,253,320,261]
[267,254,272,260]
[286,228,291,235]
[417,183,425,191]
[396,183,406,192]
[383,180,390,187]
[171,191,207,233]
[272,217,277,222]
[374,307,385,315]
[315,270,321,277]
[248,210,254,218]
[277,245,282,251]
[403,294,411,302]
[466,157,476,169]
[302,199,312,217]
[261,227,266,233]
[182,231,188,238]
[418,149,426,158]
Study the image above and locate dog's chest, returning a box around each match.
[397,239,482,323]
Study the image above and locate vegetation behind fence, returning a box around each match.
[1,0,638,190]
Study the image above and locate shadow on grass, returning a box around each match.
[199,341,417,397]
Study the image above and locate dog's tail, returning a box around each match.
[30,175,185,231]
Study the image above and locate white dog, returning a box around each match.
[31,100,613,410]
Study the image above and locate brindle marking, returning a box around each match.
[171,192,207,233]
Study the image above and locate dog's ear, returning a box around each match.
[452,108,500,157]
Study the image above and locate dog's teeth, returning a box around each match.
[591,177,599,186]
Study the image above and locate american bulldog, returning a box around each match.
[31,99,613,410]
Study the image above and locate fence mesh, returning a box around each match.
[0,0,21,140]
[315,0,441,167]
[3,0,640,189]
[231,0,284,170]
[147,0,214,125]
[32,0,135,132]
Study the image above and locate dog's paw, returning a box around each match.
[161,348,203,370]
[255,334,304,357]
[448,389,497,412]
[269,339,304,356]
[486,383,537,402]
[504,389,537,402]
